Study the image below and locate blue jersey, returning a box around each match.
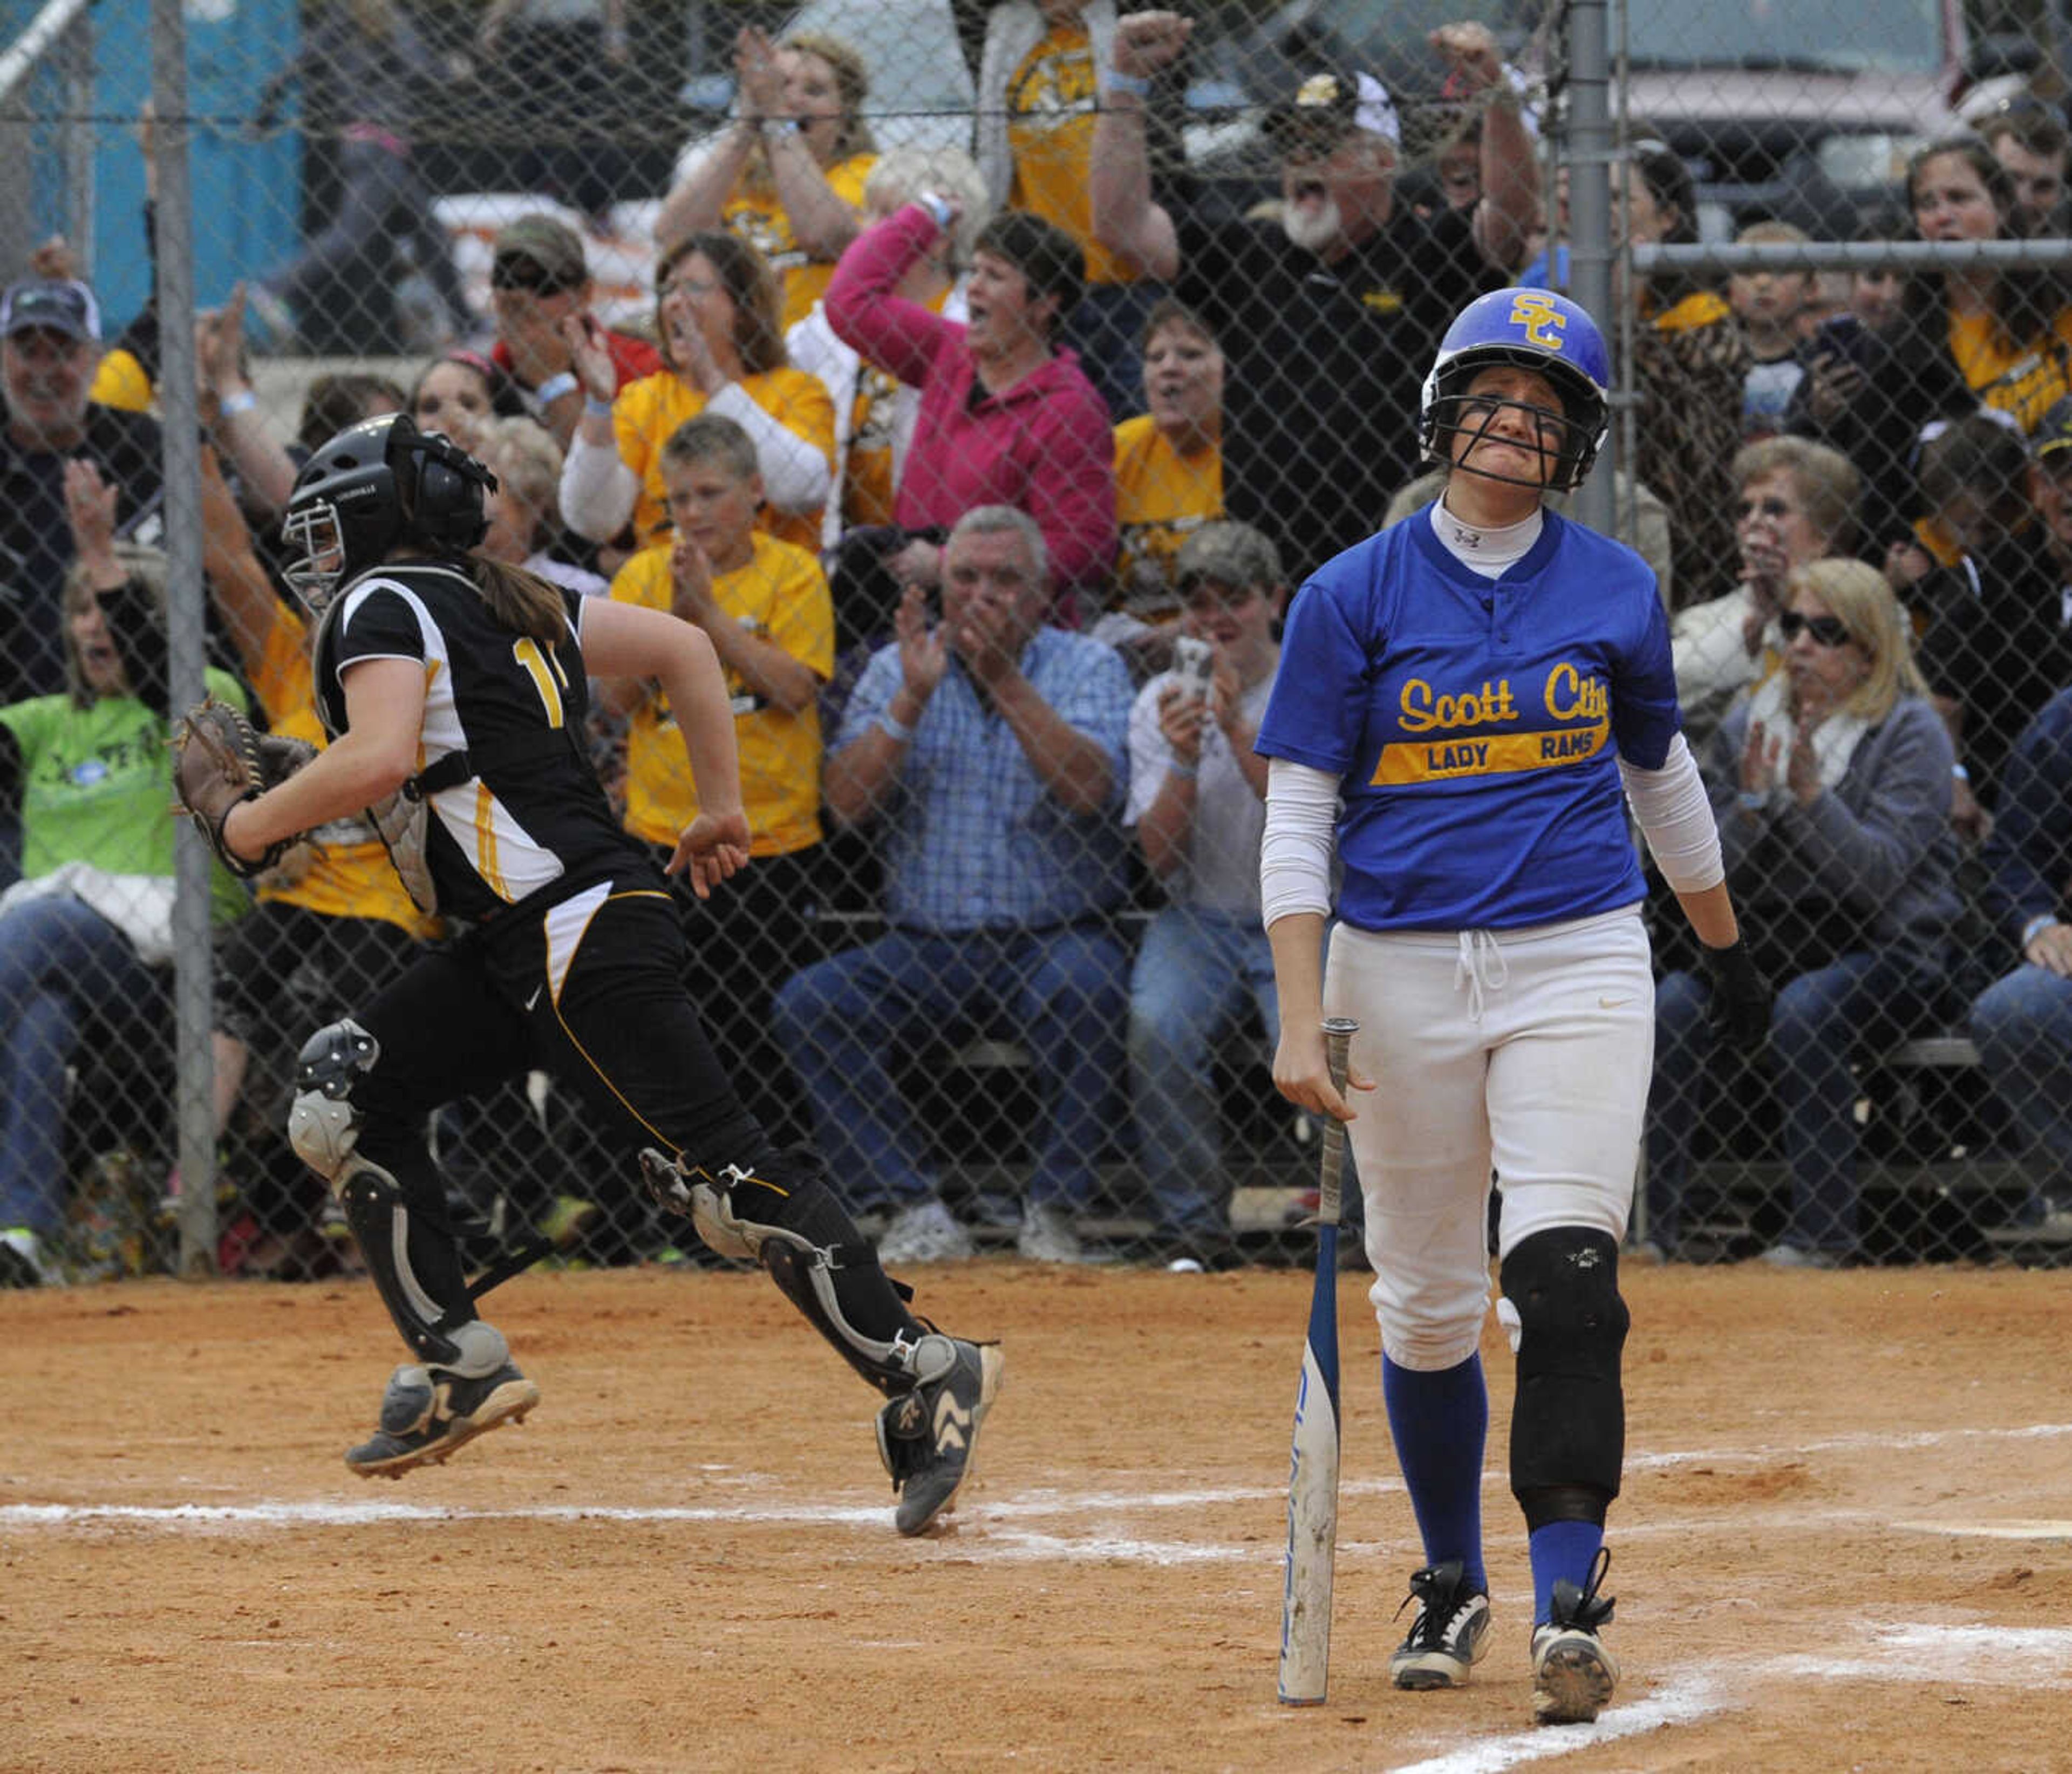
[1256,508,1681,933]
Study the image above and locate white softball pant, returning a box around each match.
[1324,905,1654,1372]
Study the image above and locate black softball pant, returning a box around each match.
[346,878,766,1320]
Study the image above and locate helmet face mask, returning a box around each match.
[1427,360,1597,494]
[280,501,350,612]
[1418,290,1612,495]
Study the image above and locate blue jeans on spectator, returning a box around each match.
[1647,948,1945,1257]
[772,925,1129,1216]
[1128,906,1279,1237]
[0,893,164,1237]
[1969,963,2072,1219]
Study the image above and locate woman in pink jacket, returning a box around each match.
[824,197,1116,620]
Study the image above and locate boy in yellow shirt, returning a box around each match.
[610,413,834,1145]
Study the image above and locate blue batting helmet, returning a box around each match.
[1417,289,1612,492]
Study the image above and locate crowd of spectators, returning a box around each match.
[9,4,2072,1284]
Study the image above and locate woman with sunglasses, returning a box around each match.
[1644,556,1962,1268]
[1671,435,1859,755]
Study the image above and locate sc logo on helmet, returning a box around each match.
[1507,293,1568,352]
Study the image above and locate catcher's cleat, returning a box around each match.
[1531,1548,1619,1724]
[345,1361,540,1479]
[876,1338,1003,1536]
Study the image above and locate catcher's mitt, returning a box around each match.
[170,695,317,879]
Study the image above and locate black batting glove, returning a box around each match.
[1701,936,1771,1053]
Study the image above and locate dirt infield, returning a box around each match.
[7,1261,2072,1773]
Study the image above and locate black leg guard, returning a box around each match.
[1501,1227,1629,1530]
[642,1146,948,1399]
[643,1145,1003,1535]
[288,1017,504,1375]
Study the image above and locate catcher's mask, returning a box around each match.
[1417,288,1611,494]
[281,412,499,613]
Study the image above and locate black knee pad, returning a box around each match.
[1500,1226,1629,1520]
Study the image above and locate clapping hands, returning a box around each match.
[558,312,619,404]
[735,26,787,121]
[669,532,718,624]
[62,459,119,568]
[894,582,948,702]
[1743,716,1821,808]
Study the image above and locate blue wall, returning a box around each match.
[3,0,302,333]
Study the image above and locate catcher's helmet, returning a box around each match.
[281,412,498,611]
[1417,289,1611,493]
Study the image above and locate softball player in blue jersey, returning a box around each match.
[1256,288,1770,1725]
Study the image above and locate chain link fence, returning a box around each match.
[4,0,2071,1287]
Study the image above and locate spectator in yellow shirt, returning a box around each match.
[559,232,835,559]
[1113,298,1224,615]
[607,413,834,1147]
[657,27,878,333]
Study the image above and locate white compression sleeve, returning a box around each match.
[1619,731,1725,893]
[559,433,640,541]
[1260,757,1339,927]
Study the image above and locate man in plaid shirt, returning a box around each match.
[774,505,1135,1266]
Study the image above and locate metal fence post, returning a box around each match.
[1566,0,1615,539]
[152,0,216,1276]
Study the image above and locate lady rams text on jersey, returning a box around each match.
[1376,662,1611,785]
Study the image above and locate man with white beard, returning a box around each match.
[1090,14,1538,577]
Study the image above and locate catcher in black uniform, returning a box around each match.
[174,413,1000,1534]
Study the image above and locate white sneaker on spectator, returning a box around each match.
[1759,1241,1844,1270]
[876,1199,976,1265]
[2031,1201,2072,1243]
[1017,1201,1088,1265]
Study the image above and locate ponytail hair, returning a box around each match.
[469,554,567,645]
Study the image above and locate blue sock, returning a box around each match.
[1380,1352,1488,1594]
[1528,1520,1605,1626]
